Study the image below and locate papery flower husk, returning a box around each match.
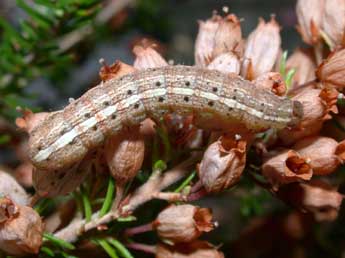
[296,0,324,45]
[14,162,33,188]
[153,204,214,243]
[164,114,198,146]
[242,17,281,80]
[253,72,286,96]
[105,126,145,185]
[195,13,243,67]
[293,136,345,175]
[99,60,136,81]
[198,136,246,193]
[156,240,224,258]
[276,180,343,221]
[0,205,43,255]
[279,86,338,145]
[207,52,240,75]
[133,46,168,70]
[33,158,92,197]
[0,197,19,223]
[316,49,345,90]
[262,149,312,187]
[15,109,49,134]
[321,0,345,49]
[286,48,316,89]
[0,170,30,206]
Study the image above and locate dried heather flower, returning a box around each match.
[15,109,49,134]
[156,241,224,258]
[33,159,92,197]
[0,197,18,223]
[99,60,136,81]
[276,180,343,221]
[262,149,312,187]
[207,52,241,75]
[0,204,43,255]
[286,48,316,88]
[198,136,246,193]
[14,162,33,188]
[153,204,214,243]
[195,13,242,67]
[105,126,145,185]
[253,72,286,96]
[293,136,345,175]
[316,49,345,90]
[0,170,30,206]
[133,46,168,69]
[296,0,324,45]
[321,0,345,49]
[242,17,281,79]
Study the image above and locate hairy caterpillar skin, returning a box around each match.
[28,65,303,170]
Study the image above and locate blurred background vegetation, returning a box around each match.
[1,1,344,258]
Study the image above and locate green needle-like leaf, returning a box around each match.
[99,177,115,217]
[43,233,76,250]
[107,238,134,258]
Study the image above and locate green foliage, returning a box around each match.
[99,176,115,218]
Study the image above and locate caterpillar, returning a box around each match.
[28,65,303,170]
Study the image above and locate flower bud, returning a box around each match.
[276,180,343,221]
[0,203,43,255]
[198,136,246,193]
[195,13,242,67]
[153,204,214,243]
[278,87,338,145]
[15,109,49,134]
[33,159,91,197]
[156,241,224,258]
[133,46,168,70]
[253,72,286,96]
[99,60,135,81]
[0,170,30,206]
[316,49,345,90]
[105,127,145,185]
[293,136,345,175]
[242,17,281,79]
[321,0,345,49]
[207,52,240,75]
[296,0,324,45]
[286,48,316,88]
[262,149,312,187]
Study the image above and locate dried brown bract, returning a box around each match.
[262,149,312,187]
[15,109,49,134]
[293,136,345,175]
[0,197,18,223]
[296,0,324,45]
[316,49,345,90]
[0,170,30,206]
[99,60,136,81]
[242,17,281,79]
[253,72,286,96]
[276,180,344,221]
[133,46,168,69]
[207,52,240,75]
[0,204,43,255]
[153,204,214,243]
[198,136,246,193]
[156,240,224,258]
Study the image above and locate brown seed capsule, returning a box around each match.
[0,170,30,206]
[133,46,168,70]
[321,0,345,49]
[279,87,338,145]
[253,72,286,96]
[99,60,136,81]
[105,127,145,185]
[262,149,312,187]
[156,241,224,258]
[195,13,243,67]
[296,0,324,45]
[33,159,92,197]
[316,49,345,90]
[207,52,241,75]
[242,17,281,79]
[0,204,43,255]
[153,204,214,243]
[276,180,343,221]
[293,136,345,175]
[198,136,246,193]
[286,48,316,88]
[15,109,49,134]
